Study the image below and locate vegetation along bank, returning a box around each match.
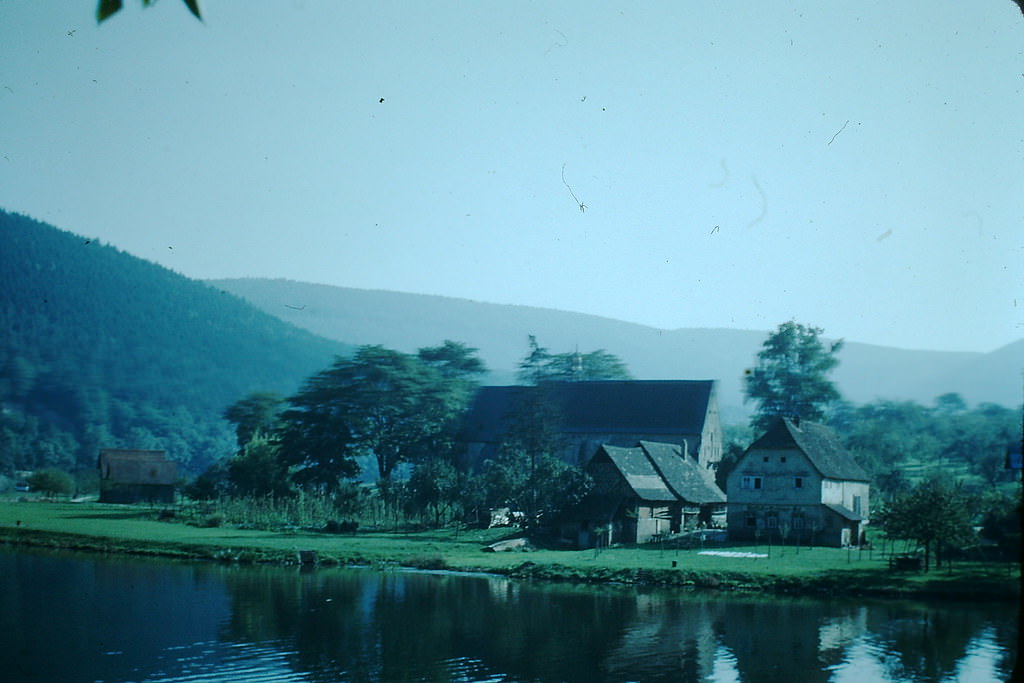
[1,502,1017,602]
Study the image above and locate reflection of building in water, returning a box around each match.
[486,576,520,604]
[818,607,869,653]
[715,599,855,683]
[602,593,719,681]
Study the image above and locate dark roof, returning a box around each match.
[98,449,177,485]
[640,441,726,504]
[462,380,715,443]
[600,444,677,501]
[823,503,863,521]
[748,418,870,482]
[591,442,726,504]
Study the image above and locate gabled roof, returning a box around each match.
[748,418,869,482]
[592,442,726,504]
[462,380,716,443]
[640,441,726,504]
[600,445,677,501]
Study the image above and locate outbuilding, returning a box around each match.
[98,449,177,504]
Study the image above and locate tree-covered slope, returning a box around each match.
[0,210,351,476]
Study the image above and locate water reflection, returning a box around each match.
[1,549,1017,682]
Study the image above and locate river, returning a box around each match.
[0,549,1017,682]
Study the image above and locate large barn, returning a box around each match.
[460,380,723,472]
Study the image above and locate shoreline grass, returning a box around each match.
[1,500,1018,601]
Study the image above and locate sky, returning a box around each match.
[1,1,1022,353]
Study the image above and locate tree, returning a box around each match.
[227,433,291,498]
[516,335,631,384]
[223,392,284,450]
[28,468,75,499]
[405,458,461,527]
[483,446,591,525]
[744,321,843,432]
[516,335,553,385]
[97,0,201,23]
[277,345,465,487]
[416,340,488,462]
[875,475,977,571]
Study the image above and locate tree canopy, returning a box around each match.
[874,475,977,571]
[744,321,843,432]
[516,335,632,384]
[276,343,485,488]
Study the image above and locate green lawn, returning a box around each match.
[1,500,1018,600]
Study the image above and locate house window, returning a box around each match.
[793,515,805,530]
[794,477,803,489]
[766,515,778,529]
[852,496,862,516]
[763,456,769,462]
[741,476,763,490]
[781,456,787,463]
[744,513,757,528]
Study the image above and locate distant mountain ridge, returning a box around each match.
[209,278,1024,412]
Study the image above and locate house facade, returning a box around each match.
[461,380,723,472]
[561,440,726,548]
[98,449,177,504]
[726,418,870,547]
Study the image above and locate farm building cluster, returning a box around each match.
[462,380,870,548]
[95,379,871,548]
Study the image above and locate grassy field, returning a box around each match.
[1,500,1018,600]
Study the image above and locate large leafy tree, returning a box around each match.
[226,433,291,498]
[416,340,488,457]
[875,475,977,571]
[277,344,476,487]
[223,392,284,451]
[744,321,843,432]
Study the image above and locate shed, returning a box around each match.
[98,449,177,504]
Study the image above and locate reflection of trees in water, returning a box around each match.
[864,603,1019,682]
[218,568,645,681]
[215,565,1017,682]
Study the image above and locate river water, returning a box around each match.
[0,549,1017,682]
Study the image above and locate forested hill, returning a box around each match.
[0,210,351,477]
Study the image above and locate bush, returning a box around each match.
[28,468,75,498]
[323,519,358,534]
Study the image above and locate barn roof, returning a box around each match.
[600,445,677,501]
[462,380,716,443]
[592,442,726,505]
[748,418,870,482]
[98,449,177,485]
[640,441,727,504]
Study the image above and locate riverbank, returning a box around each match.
[2,501,1019,601]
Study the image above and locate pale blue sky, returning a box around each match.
[1,1,1021,352]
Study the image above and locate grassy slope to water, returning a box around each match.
[1,501,1018,601]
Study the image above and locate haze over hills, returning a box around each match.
[210,278,1024,414]
[2,207,1018,483]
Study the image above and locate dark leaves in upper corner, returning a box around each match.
[97,0,202,24]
